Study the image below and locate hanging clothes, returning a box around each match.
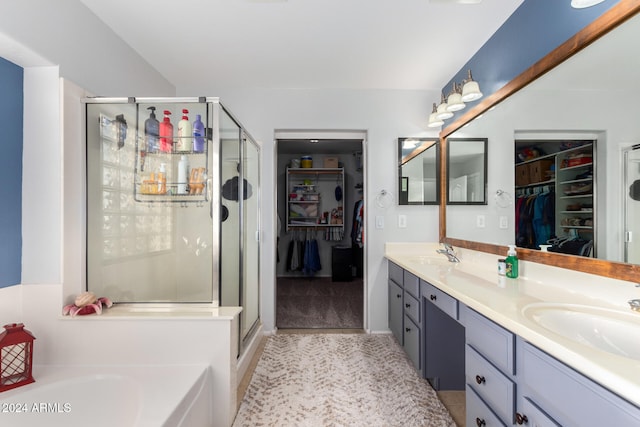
[351,199,364,248]
[516,189,555,249]
[302,237,322,276]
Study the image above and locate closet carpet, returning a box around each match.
[232,334,456,427]
[277,276,363,329]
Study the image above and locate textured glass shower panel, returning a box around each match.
[86,102,214,303]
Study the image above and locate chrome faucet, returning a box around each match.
[628,299,640,312]
[436,243,460,263]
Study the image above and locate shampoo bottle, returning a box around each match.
[176,109,191,152]
[177,155,189,194]
[193,114,205,153]
[158,163,167,194]
[144,106,159,153]
[159,110,174,153]
[505,245,519,278]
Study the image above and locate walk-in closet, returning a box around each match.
[275,135,364,329]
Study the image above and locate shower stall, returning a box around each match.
[85,97,260,348]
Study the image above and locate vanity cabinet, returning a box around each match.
[387,262,422,374]
[516,339,640,426]
[460,304,516,426]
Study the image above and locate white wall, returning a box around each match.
[198,87,442,332]
[1,1,444,336]
[0,0,174,96]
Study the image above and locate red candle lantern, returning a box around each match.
[0,323,36,392]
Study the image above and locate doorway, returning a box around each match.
[624,144,640,264]
[275,131,365,330]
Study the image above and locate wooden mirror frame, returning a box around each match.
[438,0,640,282]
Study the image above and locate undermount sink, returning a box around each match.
[522,303,640,360]
[406,255,455,266]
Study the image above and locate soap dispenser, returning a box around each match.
[505,245,519,279]
[159,110,174,153]
[176,109,191,152]
[192,114,205,153]
[144,106,159,153]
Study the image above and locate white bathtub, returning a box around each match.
[0,364,212,427]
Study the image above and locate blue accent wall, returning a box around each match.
[443,0,619,113]
[0,57,23,288]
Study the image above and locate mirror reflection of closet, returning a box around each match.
[397,138,439,205]
[515,137,596,257]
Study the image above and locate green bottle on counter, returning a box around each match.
[506,245,519,279]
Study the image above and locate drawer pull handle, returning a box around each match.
[396,294,402,299]
[475,418,486,427]
[515,413,529,425]
[405,303,411,308]
[405,327,411,332]
[430,294,437,301]
[475,375,486,385]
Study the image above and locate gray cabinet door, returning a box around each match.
[388,279,404,345]
[404,314,421,372]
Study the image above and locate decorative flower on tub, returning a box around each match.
[62,292,113,316]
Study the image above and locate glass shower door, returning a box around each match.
[624,145,640,264]
[242,133,260,340]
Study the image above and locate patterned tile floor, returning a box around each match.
[237,330,464,426]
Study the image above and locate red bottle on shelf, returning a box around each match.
[159,110,174,152]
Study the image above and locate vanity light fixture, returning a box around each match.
[446,82,466,112]
[436,93,455,120]
[402,139,418,149]
[461,69,483,102]
[427,103,445,128]
[571,0,605,8]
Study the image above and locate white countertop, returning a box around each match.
[385,242,640,407]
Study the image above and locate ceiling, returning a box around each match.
[79,0,522,93]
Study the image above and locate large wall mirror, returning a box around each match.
[441,2,640,281]
[447,138,487,205]
[398,138,439,205]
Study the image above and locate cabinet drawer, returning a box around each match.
[420,280,457,319]
[403,291,420,325]
[461,304,514,375]
[388,261,403,286]
[466,384,506,427]
[403,270,420,298]
[521,341,640,426]
[403,314,421,373]
[466,345,515,425]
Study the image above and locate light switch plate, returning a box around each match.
[499,216,508,229]
[376,215,384,229]
[476,215,486,228]
[398,215,407,228]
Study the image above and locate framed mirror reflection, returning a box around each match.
[440,2,640,282]
[398,138,439,205]
[446,138,487,205]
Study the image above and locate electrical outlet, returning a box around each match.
[476,215,486,228]
[376,215,385,229]
[499,216,508,229]
[398,215,407,228]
